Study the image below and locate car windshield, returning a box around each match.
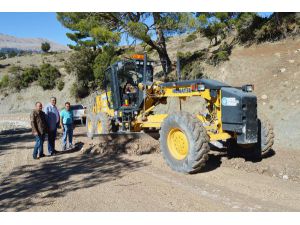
[71,105,83,110]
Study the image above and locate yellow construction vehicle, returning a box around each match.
[86,53,274,173]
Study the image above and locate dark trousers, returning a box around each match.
[48,128,57,154]
[33,134,45,158]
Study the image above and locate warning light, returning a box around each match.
[131,54,144,60]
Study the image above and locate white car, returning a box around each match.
[70,104,86,124]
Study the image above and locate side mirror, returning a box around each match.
[242,84,254,92]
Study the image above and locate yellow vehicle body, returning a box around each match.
[86,54,274,173]
[90,82,232,143]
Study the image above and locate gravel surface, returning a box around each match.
[0,122,299,212]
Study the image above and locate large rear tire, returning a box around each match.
[258,115,275,155]
[159,112,210,174]
[229,115,275,159]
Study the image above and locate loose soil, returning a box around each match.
[0,122,299,212]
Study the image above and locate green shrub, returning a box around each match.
[8,65,22,75]
[22,67,40,87]
[56,79,65,91]
[235,13,265,43]
[0,75,10,89]
[6,66,40,89]
[38,63,60,90]
[174,50,207,80]
[9,74,23,90]
[93,46,119,84]
[65,48,95,80]
[70,81,89,100]
[213,50,229,62]
[185,33,197,42]
[176,51,192,59]
[254,20,282,42]
[8,51,17,58]
[0,52,6,60]
[209,42,232,66]
[7,66,23,90]
[70,83,79,99]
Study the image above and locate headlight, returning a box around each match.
[242,84,254,92]
[197,84,205,91]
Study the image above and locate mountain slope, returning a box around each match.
[0,33,69,52]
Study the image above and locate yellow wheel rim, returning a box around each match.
[167,128,189,160]
[87,120,93,132]
[97,121,102,134]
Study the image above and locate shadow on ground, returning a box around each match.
[0,128,33,154]
[0,63,10,69]
[201,144,276,173]
[0,136,148,211]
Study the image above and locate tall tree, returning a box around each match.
[57,12,195,78]
[57,12,121,51]
[197,12,237,46]
[41,42,51,53]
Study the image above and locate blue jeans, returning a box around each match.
[48,128,57,154]
[33,134,45,158]
[62,124,73,149]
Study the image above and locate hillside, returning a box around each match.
[1,33,300,212]
[0,33,69,52]
[0,34,299,151]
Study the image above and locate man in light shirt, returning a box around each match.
[44,97,60,155]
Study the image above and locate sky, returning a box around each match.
[0,12,273,47]
[0,12,71,45]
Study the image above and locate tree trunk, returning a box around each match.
[152,13,172,80]
[156,47,172,78]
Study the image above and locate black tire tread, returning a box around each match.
[159,111,210,174]
[259,114,275,154]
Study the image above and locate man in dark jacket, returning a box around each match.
[30,102,48,159]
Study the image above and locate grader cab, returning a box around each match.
[86,53,274,173]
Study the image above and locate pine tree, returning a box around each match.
[57,12,195,78]
[41,42,51,53]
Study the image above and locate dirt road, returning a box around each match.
[0,118,299,212]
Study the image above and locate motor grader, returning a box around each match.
[86,53,274,173]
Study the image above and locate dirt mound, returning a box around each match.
[80,133,160,156]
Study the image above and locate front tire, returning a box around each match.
[159,112,210,174]
[95,113,112,134]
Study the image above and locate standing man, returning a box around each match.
[30,102,48,159]
[44,97,60,155]
[60,102,74,151]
